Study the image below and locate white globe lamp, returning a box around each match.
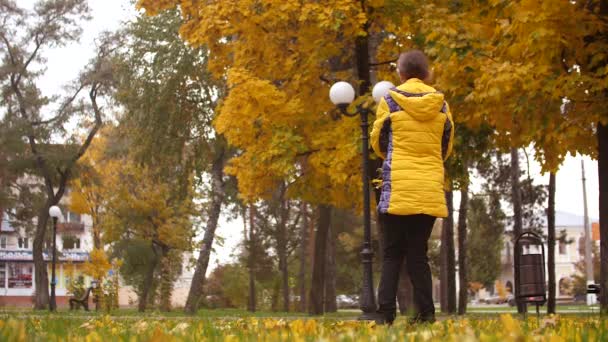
[49,206,62,219]
[372,81,395,104]
[329,81,356,105]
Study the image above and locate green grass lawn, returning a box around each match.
[0,304,602,320]
[0,308,606,341]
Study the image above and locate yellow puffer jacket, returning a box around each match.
[370,78,454,218]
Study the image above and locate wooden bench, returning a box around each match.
[69,287,93,311]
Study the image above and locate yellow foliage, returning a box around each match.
[82,248,111,281]
[137,0,607,191]
[136,0,383,207]
[495,280,507,300]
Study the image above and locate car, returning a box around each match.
[336,294,359,309]
[482,295,509,305]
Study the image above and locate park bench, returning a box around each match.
[69,287,93,311]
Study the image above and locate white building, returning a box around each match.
[0,201,94,307]
[496,211,600,299]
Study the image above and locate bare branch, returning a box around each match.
[68,82,103,166]
[0,31,17,66]
[32,83,85,126]
[15,32,45,85]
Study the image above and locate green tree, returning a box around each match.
[467,196,504,289]
[0,0,114,309]
[111,9,232,314]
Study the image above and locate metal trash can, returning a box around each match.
[514,231,546,307]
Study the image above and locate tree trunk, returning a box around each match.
[309,204,331,315]
[440,189,456,313]
[324,224,337,312]
[598,122,608,313]
[457,183,469,315]
[297,202,309,312]
[92,214,102,250]
[139,244,160,312]
[33,207,50,309]
[33,181,67,310]
[510,147,526,313]
[446,190,457,313]
[159,248,173,312]
[397,259,414,315]
[547,172,556,314]
[277,195,290,312]
[271,278,280,312]
[184,147,225,314]
[248,204,256,312]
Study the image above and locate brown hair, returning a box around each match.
[397,50,429,80]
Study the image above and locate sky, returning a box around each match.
[20,1,601,271]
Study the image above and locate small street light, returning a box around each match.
[329,80,394,320]
[48,205,63,312]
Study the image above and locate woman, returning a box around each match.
[370,49,454,325]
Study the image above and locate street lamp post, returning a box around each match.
[48,205,63,312]
[329,80,394,320]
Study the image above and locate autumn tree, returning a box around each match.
[110,9,231,314]
[102,153,194,312]
[69,129,112,249]
[135,0,608,313]
[418,0,607,311]
[0,0,115,309]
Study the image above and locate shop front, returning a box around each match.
[0,250,89,307]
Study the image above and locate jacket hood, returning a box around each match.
[389,80,445,122]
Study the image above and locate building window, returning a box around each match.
[559,240,567,255]
[18,237,29,249]
[62,235,80,250]
[1,210,12,231]
[0,236,6,249]
[8,262,33,288]
[0,262,6,288]
[67,211,81,223]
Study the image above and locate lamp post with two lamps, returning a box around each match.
[329,80,394,320]
[48,205,63,312]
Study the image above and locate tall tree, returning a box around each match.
[309,205,330,315]
[440,189,456,313]
[0,0,113,309]
[297,202,309,312]
[324,223,337,313]
[467,195,505,289]
[184,143,227,314]
[111,9,231,314]
[247,204,257,312]
[547,172,556,314]
[457,182,469,315]
[101,151,194,312]
[69,129,112,249]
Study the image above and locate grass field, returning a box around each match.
[0,307,606,341]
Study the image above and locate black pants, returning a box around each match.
[377,213,436,319]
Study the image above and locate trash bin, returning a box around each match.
[514,231,546,306]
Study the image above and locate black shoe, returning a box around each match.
[408,314,435,325]
[366,312,394,325]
